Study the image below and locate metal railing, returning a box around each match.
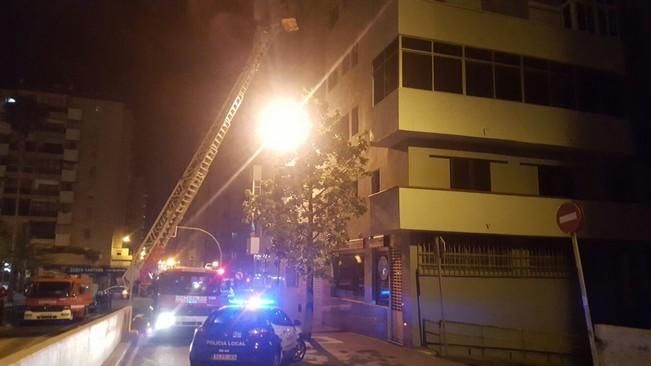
[423,319,588,365]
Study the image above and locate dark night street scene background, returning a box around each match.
[0,1,650,366]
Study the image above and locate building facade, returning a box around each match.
[271,0,651,363]
[0,89,135,282]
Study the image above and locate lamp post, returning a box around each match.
[174,226,223,266]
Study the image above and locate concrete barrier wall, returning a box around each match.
[595,324,651,366]
[0,306,131,366]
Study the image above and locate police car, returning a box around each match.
[189,298,302,366]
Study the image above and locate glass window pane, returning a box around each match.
[549,62,575,108]
[576,68,601,113]
[433,42,462,56]
[494,52,520,66]
[465,47,492,61]
[465,61,493,98]
[433,56,462,94]
[402,52,432,90]
[385,50,399,94]
[373,69,385,105]
[402,37,431,52]
[524,69,550,105]
[495,65,522,101]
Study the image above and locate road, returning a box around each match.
[119,332,463,366]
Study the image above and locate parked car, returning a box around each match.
[102,285,129,300]
[189,302,303,366]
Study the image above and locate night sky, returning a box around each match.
[0,0,260,245]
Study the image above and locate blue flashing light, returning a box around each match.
[229,296,275,309]
[380,289,390,296]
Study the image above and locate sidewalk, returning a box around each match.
[309,332,468,366]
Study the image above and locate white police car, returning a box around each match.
[189,297,302,366]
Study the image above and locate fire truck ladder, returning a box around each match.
[122,19,298,286]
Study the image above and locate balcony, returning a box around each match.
[57,212,73,225]
[63,149,78,162]
[61,169,77,182]
[398,0,624,72]
[65,128,81,141]
[373,89,632,155]
[370,187,651,241]
[59,191,75,203]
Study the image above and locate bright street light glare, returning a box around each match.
[258,100,310,151]
[122,235,131,243]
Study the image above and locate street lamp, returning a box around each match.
[258,99,310,151]
[122,235,131,243]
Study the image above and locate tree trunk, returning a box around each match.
[303,267,314,340]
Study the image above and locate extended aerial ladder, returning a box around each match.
[122,18,298,287]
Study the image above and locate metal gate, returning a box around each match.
[389,247,404,344]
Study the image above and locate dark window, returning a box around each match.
[328,5,339,29]
[601,73,623,116]
[402,37,431,52]
[576,68,601,113]
[466,61,494,98]
[577,3,595,32]
[562,4,572,28]
[373,39,398,105]
[598,9,608,36]
[342,53,351,75]
[2,198,15,215]
[607,10,618,36]
[351,43,358,67]
[402,52,432,90]
[333,254,365,298]
[450,158,491,191]
[481,0,528,18]
[371,170,380,194]
[30,221,56,239]
[18,199,29,216]
[549,62,575,108]
[433,42,462,57]
[351,106,359,135]
[327,69,339,91]
[538,165,574,197]
[465,47,492,61]
[523,58,549,105]
[494,64,522,101]
[433,56,462,94]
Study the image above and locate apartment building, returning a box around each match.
[0,89,134,280]
[271,0,651,363]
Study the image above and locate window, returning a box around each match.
[350,106,359,135]
[328,4,339,29]
[2,198,15,215]
[523,57,550,105]
[84,228,91,240]
[372,38,398,105]
[371,170,380,194]
[562,4,572,28]
[450,158,491,191]
[549,62,575,108]
[576,2,595,32]
[433,42,463,94]
[334,113,349,138]
[576,67,601,113]
[481,0,528,18]
[333,254,365,298]
[341,53,351,75]
[538,165,574,197]
[465,47,494,98]
[402,52,432,90]
[494,52,522,101]
[351,43,359,67]
[327,69,339,91]
[30,221,56,239]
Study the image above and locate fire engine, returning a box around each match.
[149,263,228,334]
[24,272,94,321]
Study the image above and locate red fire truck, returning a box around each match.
[24,272,94,321]
[150,265,228,335]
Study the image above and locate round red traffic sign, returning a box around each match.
[556,202,584,233]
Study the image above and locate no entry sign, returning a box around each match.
[557,202,584,234]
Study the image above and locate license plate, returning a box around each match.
[211,354,237,361]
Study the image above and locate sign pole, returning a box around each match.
[571,232,599,366]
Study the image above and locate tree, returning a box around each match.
[243,103,368,337]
